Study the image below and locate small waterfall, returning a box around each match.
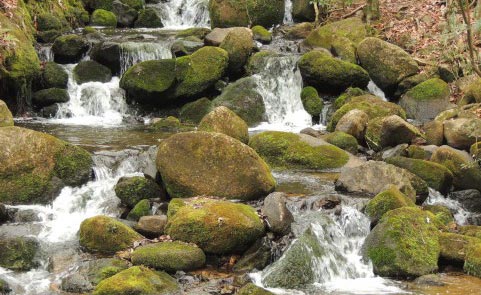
[51,64,129,126]
[149,0,210,29]
[252,55,312,131]
[284,0,294,24]
[424,188,477,225]
[0,147,157,295]
[119,42,173,75]
[368,80,387,101]
[37,45,54,62]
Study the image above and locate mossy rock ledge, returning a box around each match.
[165,198,265,254]
[156,131,275,200]
[362,207,440,278]
[0,126,92,204]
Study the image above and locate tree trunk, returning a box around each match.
[364,0,380,22]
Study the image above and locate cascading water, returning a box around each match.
[36,45,54,62]
[50,64,129,126]
[119,41,173,75]
[368,81,387,101]
[424,188,477,225]
[149,0,210,29]
[252,55,313,131]
[0,147,157,295]
[284,0,294,24]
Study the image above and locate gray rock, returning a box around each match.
[135,215,167,238]
[335,109,369,142]
[61,273,93,293]
[13,209,41,223]
[233,237,272,272]
[262,192,294,235]
[448,190,481,213]
[112,0,138,27]
[204,28,235,46]
[381,144,409,160]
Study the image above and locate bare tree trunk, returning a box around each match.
[313,2,320,27]
[364,0,380,22]
[457,0,481,78]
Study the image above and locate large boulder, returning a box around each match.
[156,132,275,200]
[304,17,367,49]
[93,266,179,295]
[165,198,265,254]
[364,115,423,151]
[249,131,349,170]
[131,241,206,272]
[399,78,451,122]
[443,118,481,150]
[33,88,70,108]
[91,9,117,27]
[134,8,163,28]
[209,0,285,28]
[112,0,138,27]
[114,176,163,207]
[0,100,14,127]
[357,37,419,96]
[327,94,406,132]
[0,237,39,271]
[292,0,315,21]
[204,27,235,46]
[365,185,415,224]
[40,62,69,89]
[73,60,112,84]
[198,106,249,143]
[300,86,323,117]
[298,50,369,94]
[220,27,253,75]
[79,215,142,254]
[90,42,122,75]
[362,207,440,278]
[52,34,90,64]
[386,156,454,194]
[211,77,265,126]
[336,161,428,203]
[335,109,369,142]
[0,127,92,204]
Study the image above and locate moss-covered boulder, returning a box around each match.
[179,97,212,124]
[131,241,206,272]
[365,186,415,224]
[357,37,419,96]
[333,87,367,109]
[292,0,315,21]
[245,50,279,75]
[219,27,253,75]
[112,0,138,27]
[134,8,163,28]
[399,78,451,122]
[126,199,151,221]
[286,22,314,39]
[431,145,481,192]
[365,115,423,151]
[83,0,144,12]
[249,131,349,170]
[79,215,142,254]
[461,78,481,106]
[165,198,265,254]
[198,106,249,143]
[73,60,112,84]
[114,176,163,207]
[335,109,369,142]
[444,118,481,150]
[32,88,70,108]
[386,156,454,194]
[209,0,285,28]
[156,132,275,200]
[40,62,69,89]
[237,283,274,295]
[0,127,92,204]
[0,237,39,271]
[327,94,406,132]
[439,232,479,263]
[322,131,358,154]
[304,17,367,49]
[465,241,481,278]
[0,100,14,127]
[300,86,323,117]
[212,77,265,126]
[93,266,179,295]
[423,205,454,226]
[298,50,370,94]
[423,120,444,146]
[52,34,90,64]
[362,207,440,278]
[252,25,272,43]
[90,42,122,75]
[91,9,117,27]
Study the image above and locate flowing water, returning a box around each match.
[149,0,210,29]
[283,0,294,24]
[119,41,173,75]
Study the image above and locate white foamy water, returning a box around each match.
[283,0,293,24]
[119,41,173,75]
[252,55,313,132]
[150,0,210,29]
[368,80,387,101]
[425,188,472,225]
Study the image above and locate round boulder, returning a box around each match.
[33,88,70,108]
[198,106,249,143]
[114,176,163,207]
[220,27,254,75]
[335,109,369,142]
[53,34,90,64]
[261,192,294,235]
[365,185,415,224]
[300,86,323,117]
[209,0,285,28]
[134,8,163,28]
[40,62,69,89]
[73,60,112,84]
[91,9,117,27]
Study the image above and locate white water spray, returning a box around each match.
[283,0,294,24]
[150,0,210,29]
[425,188,473,225]
[119,42,173,75]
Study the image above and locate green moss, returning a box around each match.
[327,94,407,132]
[209,0,284,28]
[365,116,423,152]
[252,25,272,43]
[333,87,367,109]
[37,14,63,31]
[54,143,93,186]
[91,9,117,27]
[237,283,274,295]
[87,258,130,286]
[0,237,39,271]
[114,176,161,207]
[459,225,481,240]
[386,156,454,194]
[179,97,213,124]
[300,86,323,116]
[322,131,358,154]
[84,26,98,34]
[462,79,481,106]
[73,60,112,84]
[33,88,70,107]
[93,266,179,295]
[0,100,14,127]
[127,199,151,221]
[83,0,144,12]
[249,131,349,170]
[404,78,449,101]
[79,215,142,254]
[166,198,186,219]
[423,205,454,226]
[198,106,249,143]
[41,62,68,89]
[331,36,357,63]
[464,242,481,278]
[439,232,478,262]
[176,28,211,39]
[135,8,162,28]
[131,241,206,272]
[150,116,181,131]
[406,145,429,160]
[365,186,415,223]
[304,17,367,48]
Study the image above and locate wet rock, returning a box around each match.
[0,203,7,223]
[91,9,117,27]
[127,199,151,221]
[448,190,481,213]
[322,131,358,154]
[381,144,408,160]
[33,88,70,108]
[171,39,204,57]
[61,273,94,293]
[114,175,163,207]
[112,0,138,27]
[0,127,92,204]
[198,106,249,144]
[131,241,206,272]
[365,185,415,224]
[399,78,451,122]
[237,283,274,295]
[39,62,69,89]
[262,192,294,235]
[134,215,167,238]
[286,22,314,39]
[249,131,349,170]
[423,205,454,226]
[220,27,254,75]
[209,0,284,28]
[73,60,112,84]
[81,258,130,286]
[0,100,13,127]
[165,198,265,254]
[335,109,369,142]
[179,97,213,124]
[41,104,60,118]
[53,34,90,64]
[93,266,180,295]
[252,25,272,44]
[365,115,423,151]
[0,237,39,271]
[444,118,481,150]
[233,237,272,272]
[135,8,163,28]
[156,132,275,200]
[362,207,440,278]
[300,86,323,117]
[90,42,122,75]
[423,120,444,146]
[413,274,446,287]
[300,127,321,138]
[204,28,235,46]
[245,51,280,75]
[357,37,419,96]
[13,209,41,223]
[79,215,142,254]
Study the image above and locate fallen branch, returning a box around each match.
[341,4,366,19]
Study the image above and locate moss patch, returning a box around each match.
[365,185,415,223]
[300,86,323,117]
[127,199,151,221]
[198,106,249,143]
[322,131,358,154]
